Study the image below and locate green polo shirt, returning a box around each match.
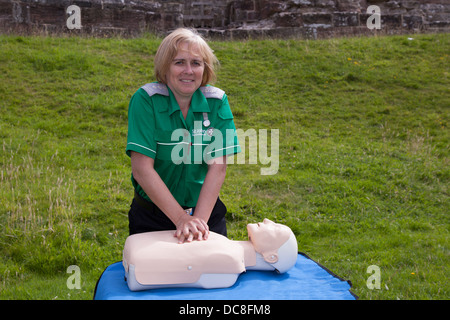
[126,82,241,207]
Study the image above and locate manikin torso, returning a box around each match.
[123,219,298,291]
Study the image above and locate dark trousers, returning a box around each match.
[128,192,227,237]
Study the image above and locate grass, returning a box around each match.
[0,32,448,300]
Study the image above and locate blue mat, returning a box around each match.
[94,253,356,300]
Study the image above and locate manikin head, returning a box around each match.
[247,219,298,273]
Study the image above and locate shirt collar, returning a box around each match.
[167,86,211,115]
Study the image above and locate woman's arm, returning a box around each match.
[130,151,209,243]
[193,156,227,223]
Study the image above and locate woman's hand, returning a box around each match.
[174,214,209,244]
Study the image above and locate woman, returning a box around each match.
[126,28,240,243]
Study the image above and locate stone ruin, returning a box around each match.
[0,0,449,38]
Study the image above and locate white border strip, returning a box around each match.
[127,142,156,154]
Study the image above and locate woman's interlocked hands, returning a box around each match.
[174,214,209,244]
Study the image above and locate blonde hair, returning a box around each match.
[154,28,219,86]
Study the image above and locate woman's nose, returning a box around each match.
[183,63,193,74]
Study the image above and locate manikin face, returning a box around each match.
[247,219,289,244]
[166,42,205,102]
[247,219,292,263]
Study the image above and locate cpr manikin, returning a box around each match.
[122,219,298,291]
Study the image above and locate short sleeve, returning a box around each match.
[126,89,157,159]
[205,94,241,161]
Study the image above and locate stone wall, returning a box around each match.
[0,0,449,38]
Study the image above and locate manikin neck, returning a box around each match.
[236,241,275,271]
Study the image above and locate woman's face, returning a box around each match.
[166,42,205,101]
